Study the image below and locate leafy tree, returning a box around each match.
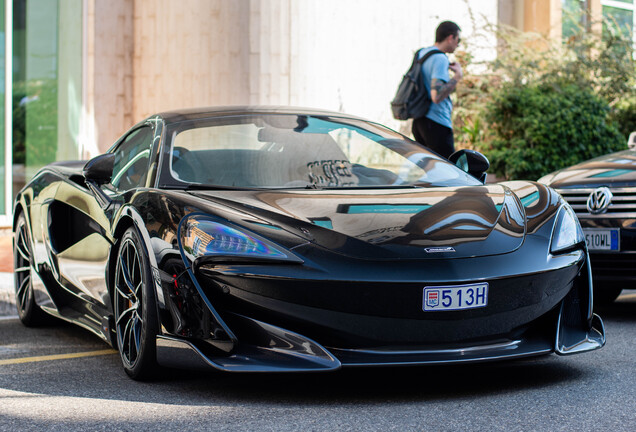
[452,6,635,180]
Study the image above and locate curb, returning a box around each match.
[0,273,15,317]
[0,234,13,273]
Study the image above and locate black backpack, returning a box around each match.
[391,49,444,120]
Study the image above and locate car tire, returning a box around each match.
[593,285,622,306]
[14,213,50,326]
[113,227,160,380]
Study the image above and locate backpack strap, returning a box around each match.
[416,48,444,64]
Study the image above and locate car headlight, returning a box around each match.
[179,215,303,264]
[550,204,585,254]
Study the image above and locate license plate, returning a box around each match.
[583,228,619,251]
[423,283,488,311]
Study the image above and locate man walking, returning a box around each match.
[412,21,462,159]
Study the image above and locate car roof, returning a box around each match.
[154,106,369,124]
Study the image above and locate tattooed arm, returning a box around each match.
[430,62,463,104]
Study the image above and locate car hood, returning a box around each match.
[187,183,548,260]
[539,149,636,189]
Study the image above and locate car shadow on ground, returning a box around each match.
[595,290,636,322]
[158,357,582,405]
[2,348,584,407]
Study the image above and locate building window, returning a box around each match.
[602,0,634,43]
[562,0,634,53]
[12,0,83,201]
[562,0,587,39]
[0,1,6,218]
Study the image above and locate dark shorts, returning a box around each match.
[412,116,455,159]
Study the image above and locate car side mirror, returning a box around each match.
[448,149,490,184]
[83,154,115,209]
[83,153,115,185]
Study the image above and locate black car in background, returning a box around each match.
[539,139,636,304]
[13,106,605,380]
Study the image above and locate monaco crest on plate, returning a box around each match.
[426,290,440,308]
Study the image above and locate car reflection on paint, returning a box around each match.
[13,106,604,380]
[539,141,636,304]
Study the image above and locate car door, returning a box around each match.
[51,125,155,313]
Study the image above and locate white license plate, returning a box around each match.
[423,283,488,312]
[583,228,620,251]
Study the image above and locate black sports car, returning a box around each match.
[539,146,636,304]
[13,106,605,379]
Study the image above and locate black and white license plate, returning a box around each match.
[422,283,488,312]
[583,228,620,251]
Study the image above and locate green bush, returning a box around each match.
[482,82,626,180]
[455,7,635,179]
[611,96,636,139]
[12,91,26,164]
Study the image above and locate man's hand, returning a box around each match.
[449,62,463,80]
[430,62,463,104]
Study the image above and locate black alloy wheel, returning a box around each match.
[14,213,48,326]
[114,227,159,380]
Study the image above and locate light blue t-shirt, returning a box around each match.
[418,46,452,129]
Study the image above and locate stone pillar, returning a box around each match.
[89,0,134,153]
[247,0,292,105]
[588,0,603,36]
[523,0,562,41]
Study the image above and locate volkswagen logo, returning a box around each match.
[586,187,613,214]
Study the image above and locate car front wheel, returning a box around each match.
[114,227,159,380]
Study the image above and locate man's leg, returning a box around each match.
[411,116,428,146]
[412,117,455,159]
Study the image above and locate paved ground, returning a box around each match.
[0,296,635,431]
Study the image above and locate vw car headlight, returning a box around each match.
[550,204,585,254]
[179,215,303,264]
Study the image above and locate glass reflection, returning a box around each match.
[167,114,481,189]
[12,0,82,200]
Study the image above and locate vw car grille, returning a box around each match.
[556,188,636,217]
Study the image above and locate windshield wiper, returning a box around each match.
[167,183,427,192]
[320,184,423,190]
[169,183,260,191]
[275,184,423,191]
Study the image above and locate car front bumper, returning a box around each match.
[154,249,606,372]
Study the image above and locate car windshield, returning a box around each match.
[165,114,481,189]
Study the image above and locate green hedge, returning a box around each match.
[612,96,636,139]
[480,82,626,180]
